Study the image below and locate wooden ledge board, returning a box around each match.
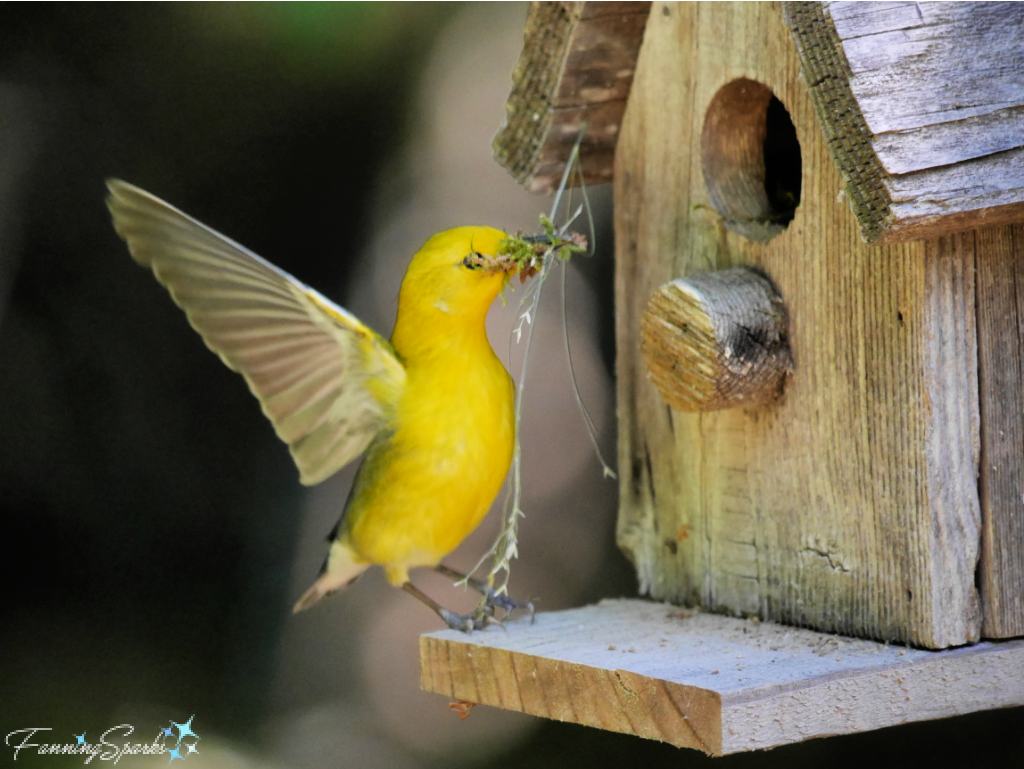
[420,599,1024,755]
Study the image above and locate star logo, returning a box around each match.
[74,733,86,746]
[185,742,199,755]
[171,715,199,748]
[161,725,174,739]
[167,746,182,763]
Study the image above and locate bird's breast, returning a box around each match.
[397,348,515,476]
[340,342,515,570]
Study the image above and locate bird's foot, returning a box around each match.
[439,606,503,634]
[479,589,535,624]
[403,581,503,634]
[434,564,536,624]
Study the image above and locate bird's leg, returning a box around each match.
[434,564,536,623]
[401,582,496,633]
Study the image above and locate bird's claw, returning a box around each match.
[486,593,536,623]
[485,591,518,614]
[523,598,538,625]
[430,565,537,631]
[440,607,503,634]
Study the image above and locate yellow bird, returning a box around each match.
[107,179,532,630]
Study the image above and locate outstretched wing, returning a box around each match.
[107,179,405,485]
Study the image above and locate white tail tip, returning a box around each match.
[292,542,369,613]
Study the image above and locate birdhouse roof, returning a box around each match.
[495,1,1024,243]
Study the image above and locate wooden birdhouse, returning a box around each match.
[421,1,1024,754]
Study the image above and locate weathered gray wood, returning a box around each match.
[421,600,1024,755]
[923,232,982,644]
[976,224,1024,638]
[785,1,1024,243]
[493,1,650,193]
[615,1,981,648]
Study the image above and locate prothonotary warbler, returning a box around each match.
[106,179,536,631]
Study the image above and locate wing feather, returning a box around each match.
[106,179,405,484]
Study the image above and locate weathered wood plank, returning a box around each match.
[922,231,981,645]
[976,224,1024,638]
[784,1,1024,243]
[493,1,650,193]
[420,600,1024,754]
[615,1,981,647]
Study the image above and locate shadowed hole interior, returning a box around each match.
[701,78,801,243]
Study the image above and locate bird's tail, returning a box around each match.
[293,540,369,613]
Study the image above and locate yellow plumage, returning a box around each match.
[316,227,515,600]
[107,181,519,626]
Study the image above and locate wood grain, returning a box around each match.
[614,2,982,648]
[784,2,1024,243]
[493,1,651,192]
[640,268,792,412]
[420,600,1024,754]
[976,224,1024,638]
[923,232,981,644]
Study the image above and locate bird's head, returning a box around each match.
[399,226,523,320]
[394,225,587,350]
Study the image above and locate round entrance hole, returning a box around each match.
[701,79,802,243]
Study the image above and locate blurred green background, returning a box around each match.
[0,3,1019,769]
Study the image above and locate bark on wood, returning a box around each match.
[641,268,792,412]
[615,1,981,648]
[420,600,1024,754]
[493,1,650,193]
[784,2,1024,243]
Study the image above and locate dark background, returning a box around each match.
[0,4,1019,768]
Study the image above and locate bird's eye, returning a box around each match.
[462,252,482,270]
